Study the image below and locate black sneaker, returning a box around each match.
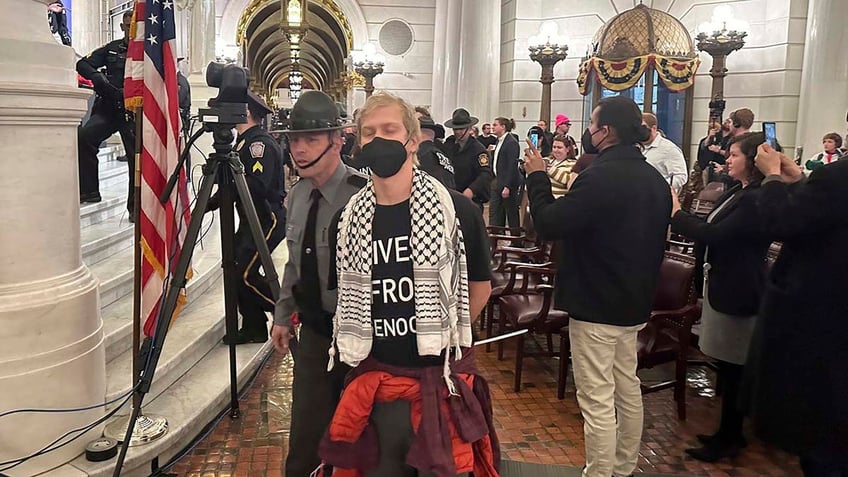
[222,328,268,345]
[80,192,102,203]
[685,442,742,462]
[696,433,747,448]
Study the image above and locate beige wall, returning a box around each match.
[499,0,810,161]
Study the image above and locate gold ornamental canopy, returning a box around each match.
[578,4,700,94]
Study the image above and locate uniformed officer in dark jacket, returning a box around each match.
[417,115,455,188]
[77,11,135,211]
[48,1,71,46]
[209,91,286,345]
[271,91,367,477]
[443,108,493,206]
[176,58,192,135]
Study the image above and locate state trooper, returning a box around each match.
[443,108,493,208]
[417,115,455,188]
[271,91,367,477]
[208,91,286,345]
[77,10,135,212]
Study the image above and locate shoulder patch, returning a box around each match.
[478,153,489,167]
[435,151,455,174]
[249,141,265,159]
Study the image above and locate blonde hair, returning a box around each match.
[357,91,421,142]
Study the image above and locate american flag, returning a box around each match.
[125,0,192,337]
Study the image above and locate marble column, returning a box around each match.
[70,0,105,57]
[181,0,218,156]
[186,0,215,77]
[430,0,461,122]
[456,0,501,123]
[795,0,848,162]
[431,0,501,123]
[0,1,104,475]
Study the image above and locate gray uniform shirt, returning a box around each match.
[273,161,367,327]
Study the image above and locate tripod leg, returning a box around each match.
[218,167,241,419]
[230,168,281,303]
[113,159,220,477]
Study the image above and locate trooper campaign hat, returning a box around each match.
[419,115,446,140]
[444,108,478,129]
[280,90,353,133]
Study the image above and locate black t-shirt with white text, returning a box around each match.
[330,190,491,367]
[370,200,430,366]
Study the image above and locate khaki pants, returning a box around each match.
[569,318,646,477]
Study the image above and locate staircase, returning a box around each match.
[43,148,280,477]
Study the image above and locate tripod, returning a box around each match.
[112,124,281,476]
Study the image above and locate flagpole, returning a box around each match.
[131,107,143,414]
[103,0,167,446]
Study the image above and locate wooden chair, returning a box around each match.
[666,239,695,255]
[482,208,552,341]
[637,251,699,420]
[689,181,726,217]
[557,326,571,399]
[495,264,569,392]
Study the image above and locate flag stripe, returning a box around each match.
[125,0,192,338]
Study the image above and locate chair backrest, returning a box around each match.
[653,251,697,311]
[698,181,726,201]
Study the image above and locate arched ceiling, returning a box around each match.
[239,0,350,95]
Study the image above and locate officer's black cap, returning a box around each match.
[247,90,273,118]
[419,115,445,140]
[279,90,353,134]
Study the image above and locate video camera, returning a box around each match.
[199,62,249,126]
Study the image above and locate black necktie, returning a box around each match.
[300,189,322,309]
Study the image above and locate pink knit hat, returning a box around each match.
[555,114,571,127]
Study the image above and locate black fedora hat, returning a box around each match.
[279,91,353,133]
[444,108,478,129]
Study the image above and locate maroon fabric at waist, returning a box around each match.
[319,348,500,476]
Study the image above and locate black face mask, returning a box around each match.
[581,127,604,155]
[359,137,410,178]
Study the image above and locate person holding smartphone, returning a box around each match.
[670,132,773,462]
[522,97,670,477]
[747,144,848,476]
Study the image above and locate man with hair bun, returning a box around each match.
[490,116,522,230]
[522,96,671,477]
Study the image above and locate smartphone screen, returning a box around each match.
[763,122,777,148]
[530,133,539,149]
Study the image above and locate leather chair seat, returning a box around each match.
[499,294,569,330]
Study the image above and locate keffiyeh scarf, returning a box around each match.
[329,168,471,393]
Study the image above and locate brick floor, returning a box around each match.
[169,333,802,477]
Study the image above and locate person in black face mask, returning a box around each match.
[319,92,498,476]
[271,90,367,477]
[522,96,672,477]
